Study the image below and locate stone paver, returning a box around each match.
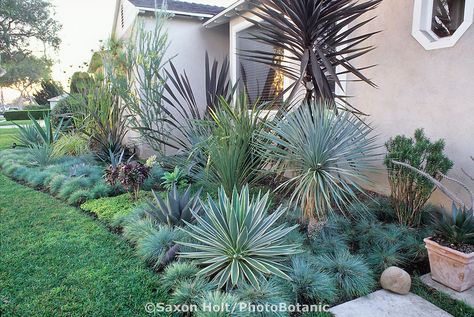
[421,274,474,308]
[330,290,453,317]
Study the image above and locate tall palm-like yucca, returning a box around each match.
[260,102,379,221]
[241,0,382,113]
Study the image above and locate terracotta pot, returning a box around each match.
[424,238,474,292]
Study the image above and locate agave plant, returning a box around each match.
[15,113,65,147]
[178,186,301,289]
[431,204,474,246]
[240,0,381,112]
[143,185,202,227]
[260,102,379,221]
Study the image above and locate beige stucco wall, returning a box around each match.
[117,14,229,157]
[345,0,474,205]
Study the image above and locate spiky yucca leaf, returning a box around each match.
[179,185,301,289]
[260,102,379,221]
[240,0,381,110]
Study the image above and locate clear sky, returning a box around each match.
[49,0,235,87]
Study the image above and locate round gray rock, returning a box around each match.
[380,266,411,295]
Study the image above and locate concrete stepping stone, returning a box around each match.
[329,290,453,317]
[421,274,474,308]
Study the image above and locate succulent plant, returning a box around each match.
[431,204,474,246]
[179,185,301,289]
[144,185,202,227]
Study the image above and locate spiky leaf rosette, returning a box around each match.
[179,185,301,289]
[260,102,379,221]
[144,185,202,227]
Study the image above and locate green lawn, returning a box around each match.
[412,277,474,317]
[0,120,31,127]
[0,174,168,316]
[0,128,19,150]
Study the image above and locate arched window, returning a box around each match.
[412,0,474,50]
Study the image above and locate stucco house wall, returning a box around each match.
[112,0,229,157]
[344,0,474,204]
[223,1,474,205]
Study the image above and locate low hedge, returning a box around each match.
[4,109,50,121]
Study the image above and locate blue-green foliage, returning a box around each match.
[142,164,165,191]
[314,250,375,300]
[0,149,111,205]
[283,256,337,305]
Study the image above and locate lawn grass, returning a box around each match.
[0,174,168,317]
[0,120,31,127]
[0,128,19,150]
[412,276,474,317]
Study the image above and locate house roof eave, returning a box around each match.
[203,0,254,28]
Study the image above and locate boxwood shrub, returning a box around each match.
[4,109,50,121]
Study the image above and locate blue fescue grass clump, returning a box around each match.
[0,149,112,205]
[283,256,337,305]
[58,177,96,200]
[67,189,93,205]
[234,278,293,317]
[314,250,375,300]
[49,174,68,194]
[160,261,200,293]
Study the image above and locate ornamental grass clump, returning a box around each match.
[260,102,379,222]
[179,185,301,289]
[384,129,453,227]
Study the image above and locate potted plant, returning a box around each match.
[424,204,474,292]
[392,158,474,292]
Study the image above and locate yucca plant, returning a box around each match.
[431,204,474,246]
[260,102,378,222]
[14,123,42,147]
[27,144,56,167]
[179,185,301,289]
[240,0,381,111]
[15,113,65,147]
[143,185,202,227]
[194,95,270,195]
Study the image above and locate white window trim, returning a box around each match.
[230,18,348,107]
[412,0,474,50]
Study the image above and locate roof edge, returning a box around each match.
[204,0,253,28]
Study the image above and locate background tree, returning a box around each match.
[0,53,52,99]
[69,72,93,94]
[0,0,61,57]
[33,79,63,106]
